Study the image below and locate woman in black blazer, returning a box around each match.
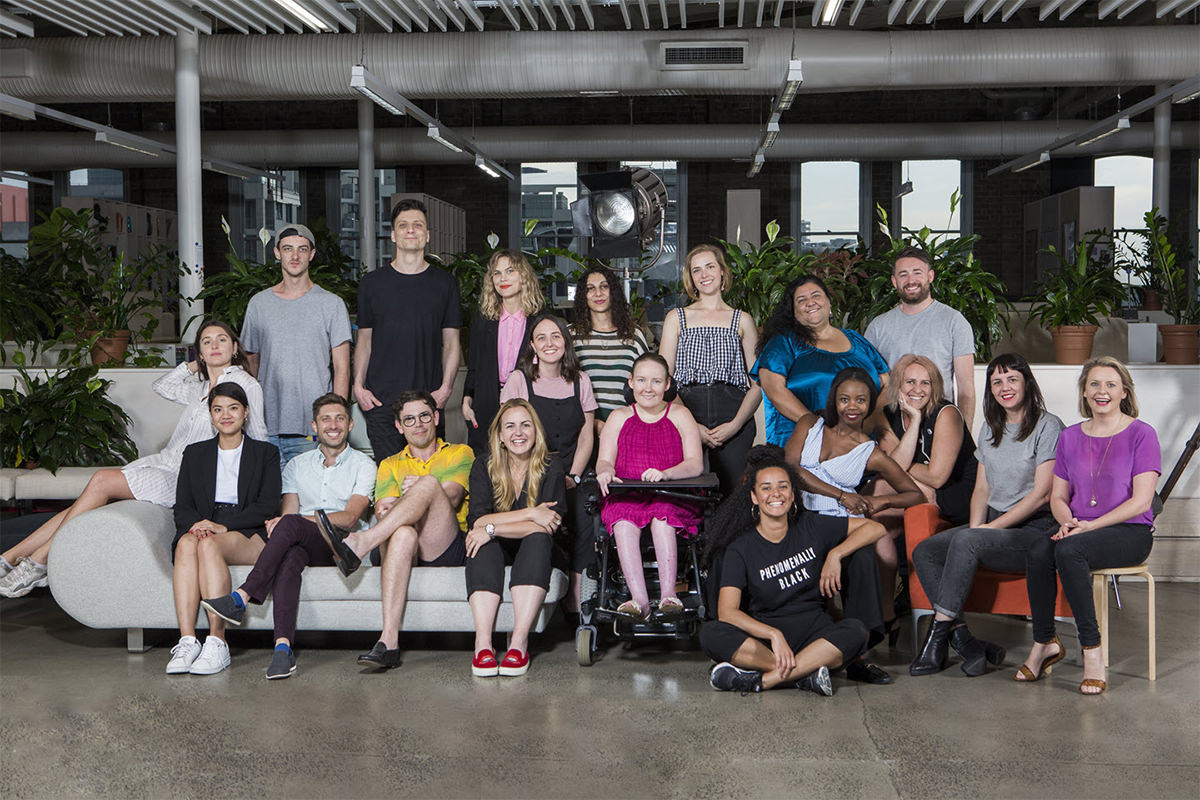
[168,382,280,676]
[461,249,545,454]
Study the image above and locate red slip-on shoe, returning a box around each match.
[498,648,530,676]
[472,648,499,677]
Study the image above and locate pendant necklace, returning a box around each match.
[1088,427,1115,507]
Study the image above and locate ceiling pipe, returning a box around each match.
[3,121,1196,171]
[0,28,1197,102]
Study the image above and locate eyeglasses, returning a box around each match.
[399,411,434,428]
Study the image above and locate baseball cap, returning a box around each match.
[273,224,316,250]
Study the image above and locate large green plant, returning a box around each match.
[1028,233,1126,329]
[854,192,1013,360]
[190,218,357,331]
[0,250,53,364]
[1120,209,1199,325]
[0,356,137,473]
[720,220,816,328]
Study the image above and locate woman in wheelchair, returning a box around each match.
[595,353,704,622]
[784,366,923,683]
[464,399,567,677]
[910,353,1063,677]
[1018,356,1159,695]
[700,453,886,695]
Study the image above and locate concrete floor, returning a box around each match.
[2,583,1197,799]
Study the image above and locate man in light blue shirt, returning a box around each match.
[196,393,374,680]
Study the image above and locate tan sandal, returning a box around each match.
[614,600,647,621]
[656,597,685,619]
[1014,636,1066,682]
[1079,645,1107,695]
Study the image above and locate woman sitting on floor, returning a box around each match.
[595,353,704,622]
[699,451,886,696]
[167,382,280,676]
[0,319,266,598]
[464,398,567,678]
[910,353,1063,677]
[1016,356,1159,695]
[784,366,923,683]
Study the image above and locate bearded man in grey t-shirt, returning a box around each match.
[864,246,977,432]
[241,224,352,470]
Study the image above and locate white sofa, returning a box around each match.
[47,500,567,652]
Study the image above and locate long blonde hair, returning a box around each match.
[486,398,551,512]
[886,354,946,420]
[1078,356,1139,418]
[479,249,545,321]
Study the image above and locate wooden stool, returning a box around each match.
[1091,565,1155,680]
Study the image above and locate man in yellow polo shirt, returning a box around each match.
[315,390,472,671]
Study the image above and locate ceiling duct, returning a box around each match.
[659,41,749,70]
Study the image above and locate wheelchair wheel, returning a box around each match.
[576,626,596,666]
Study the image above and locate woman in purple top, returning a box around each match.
[1016,356,1160,695]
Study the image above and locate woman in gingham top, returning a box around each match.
[659,243,762,496]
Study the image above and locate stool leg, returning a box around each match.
[1145,572,1156,681]
[1092,575,1109,667]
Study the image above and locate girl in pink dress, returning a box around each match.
[596,353,704,620]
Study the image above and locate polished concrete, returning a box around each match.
[2,583,1197,799]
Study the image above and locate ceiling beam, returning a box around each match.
[512,0,540,28]
[142,0,214,33]
[578,0,596,28]
[433,0,467,30]
[636,0,651,28]
[614,0,632,28]
[459,0,487,29]
[192,0,255,33]
[0,9,35,36]
[5,1,93,36]
[534,0,557,29]
[556,0,576,30]
[495,0,522,29]
[887,0,906,24]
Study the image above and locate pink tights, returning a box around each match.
[611,518,679,611]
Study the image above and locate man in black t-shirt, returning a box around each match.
[354,198,462,462]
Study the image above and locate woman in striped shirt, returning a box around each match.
[570,265,650,435]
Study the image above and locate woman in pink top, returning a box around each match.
[1017,356,1160,695]
[462,249,545,453]
[595,353,704,621]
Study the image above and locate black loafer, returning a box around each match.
[357,641,402,670]
[315,509,361,576]
[846,659,894,685]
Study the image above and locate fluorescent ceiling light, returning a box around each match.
[475,155,500,179]
[761,119,780,149]
[203,157,281,183]
[95,129,168,157]
[746,151,765,179]
[775,60,803,111]
[1012,151,1051,173]
[579,90,619,97]
[1173,83,1200,104]
[427,125,463,154]
[820,0,847,23]
[895,180,914,198]
[1078,116,1130,147]
[273,0,333,31]
[1,171,53,186]
[350,65,407,116]
[0,95,36,120]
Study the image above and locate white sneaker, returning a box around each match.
[0,556,17,579]
[189,636,231,675]
[165,636,203,674]
[0,559,48,598]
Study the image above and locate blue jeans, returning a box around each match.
[269,434,317,473]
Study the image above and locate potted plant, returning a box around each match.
[1028,232,1126,364]
[720,220,815,329]
[76,245,178,366]
[808,246,869,329]
[0,250,54,365]
[1122,209,1199,364]
[852,192,1013,361]
[0,355,138,473]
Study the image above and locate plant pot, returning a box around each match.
[1159,324,1200,365]
[1140,288,1163,311]
[89,330,131,366]
[1050,325,1098,365]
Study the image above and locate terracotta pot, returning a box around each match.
[1159,324,1200,365]
[1050,325,1098,365]
[89,330,131,366]
[1141,288,1163,311]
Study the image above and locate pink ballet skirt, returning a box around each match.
[600,403,702,536]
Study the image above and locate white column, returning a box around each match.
[357,98,376,272]
[175,28,204,339]
[1152,84,1171,216]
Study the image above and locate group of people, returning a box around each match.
[0,204,1161,698]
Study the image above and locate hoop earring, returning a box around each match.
[750,503,760,521]
[789,500,799,519]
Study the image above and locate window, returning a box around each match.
[1095,155,1152,232]
[520,162,578,253]
[0,174,31,257]
[337,168,397,274]
[67,168,123,200]
[799,161,859,253]
[240,170,301,262]
[900,160,960,234]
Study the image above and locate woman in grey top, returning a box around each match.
[909,353,1064,678]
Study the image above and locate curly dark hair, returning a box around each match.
[756,274,833,355]
[702,445,803,567]
[571,264,639,342]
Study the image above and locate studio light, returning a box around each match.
[570,167,669,261]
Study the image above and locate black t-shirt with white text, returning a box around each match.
[720,517,845,619]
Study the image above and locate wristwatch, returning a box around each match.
[485,522,496,540]
[569,473,582,486]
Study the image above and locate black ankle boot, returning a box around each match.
[910,619,953,676]
[949,622,1006,677]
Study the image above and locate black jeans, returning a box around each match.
[465,532,554,596]
[1026,522,1153,647]
[677,383,755,497]
[912,510,1055,618]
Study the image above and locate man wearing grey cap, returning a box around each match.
[241,224,352,470]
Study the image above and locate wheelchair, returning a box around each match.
[574,471,723,666]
